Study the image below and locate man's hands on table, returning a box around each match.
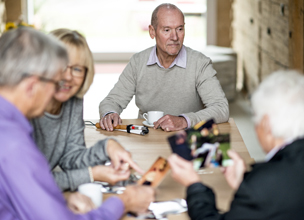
[99,113,187,132]
[99,113,122,131]
[154,115,187,132]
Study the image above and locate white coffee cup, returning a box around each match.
[143,111,164,125]
[78,183,102,207]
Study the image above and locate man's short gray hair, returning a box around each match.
[251,70,304,141]
[151,3,184,30]
[0,27,68,86]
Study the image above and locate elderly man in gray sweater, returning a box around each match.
[99,3,229,132]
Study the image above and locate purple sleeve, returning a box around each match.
[91,197,125,220]
[0,139,124,220]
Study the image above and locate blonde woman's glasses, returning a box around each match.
[64,65,88,78]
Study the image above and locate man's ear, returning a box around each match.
[261,114,275,145]
[149,25,155,39]
[21,76,39,98]
[261,115,271,134]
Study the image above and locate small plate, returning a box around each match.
[143,120,154,128]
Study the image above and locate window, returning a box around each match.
[33,0,206,55]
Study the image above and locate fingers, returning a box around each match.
[168,154,201,186]
[167,156,181,176]
[227,149,242,161]
[154,115,172,131]
[111,154,121,171]
[81,195,96,212]
[220,167,226,173]
[107,140,144,174]
[122,185,155,214]
[105,115,114,131]
[154,115,186,132]
[159,116,171,131]
[109,170,131,185]
[102,113,121,131]
[67,192,96,214]
[229,149,246,171]
[168,155,187,176]
[137,187,155,214]
[153,116,167,130]
[99,118,105,130]
[126,159,144,174]
[168,154,190,168]
[112,113,120,127]
[112,153,144,174]
[101,116,111,131]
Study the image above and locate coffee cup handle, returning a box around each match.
[143,113,148,121]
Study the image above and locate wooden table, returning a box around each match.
[84,118,253,220]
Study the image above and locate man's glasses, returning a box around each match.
[38,76,65,92]
[22,73,65,92]
[64,65,88,78]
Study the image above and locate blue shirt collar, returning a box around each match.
[147,45,187,69]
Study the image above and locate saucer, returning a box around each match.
[143,120,154,128]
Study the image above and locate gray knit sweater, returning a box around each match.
[99,46,229,126]
[31,97,110,191]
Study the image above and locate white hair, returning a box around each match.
[0,27,68,86]
[251,70,304,140]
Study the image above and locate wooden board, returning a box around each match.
[288,0,304,71]
[232,0,304,95]
[5,0,21,22]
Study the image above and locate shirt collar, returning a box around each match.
[0,95,33,134]
[265,138,294,162]
[147,45,187,69]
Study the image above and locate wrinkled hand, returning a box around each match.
[168,154,200,187]
[92,165,131,185]
[118,185,155,214]
[221,150,246,190]
[154,115,187,132]
[107,139,144,174]
[64,192,95,214]
[99,113,122,131]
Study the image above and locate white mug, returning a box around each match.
[78,183,102,207]
[143,111,164,125]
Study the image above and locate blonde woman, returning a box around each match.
[31,29,142,192]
